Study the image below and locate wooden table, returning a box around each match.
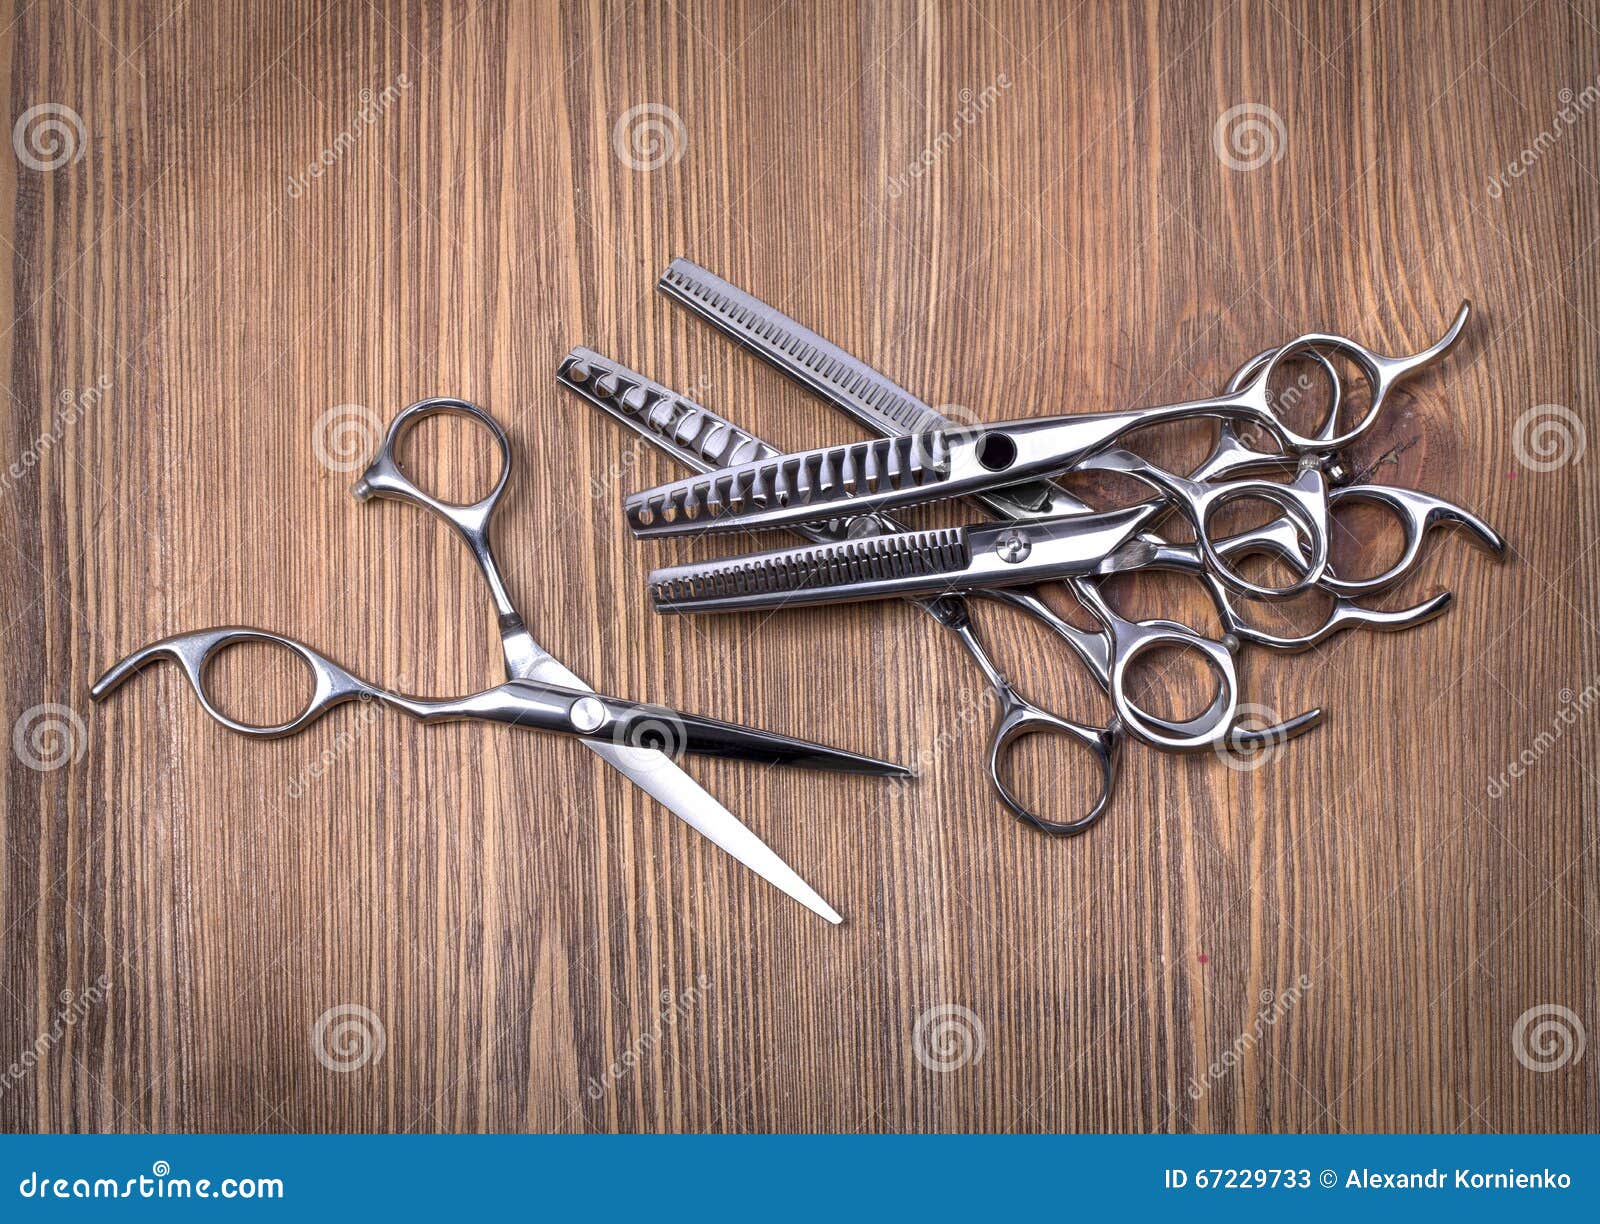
[3,0,1594,1133]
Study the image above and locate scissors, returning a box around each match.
[561,349,1328,832]
[646,262,1479,746]
[618,294,1471,579]
[601,259,1498,829]
[90,398,913,924]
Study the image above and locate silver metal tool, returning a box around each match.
[645,507,1160,612]
[626,279,1471,582]
[639,259,1502,770]
[561,349,1328,832]
[91,398,913,924]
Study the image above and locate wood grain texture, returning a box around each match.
[2,0,1596,1133]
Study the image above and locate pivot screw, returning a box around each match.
[994,530,1032,563]
[569,697,606,732]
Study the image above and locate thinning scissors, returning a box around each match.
[91,398,911,924]
[619,294,1470,574]
[642,261,1353,754]
[560,349,1323,833]
[617,259,1492,826]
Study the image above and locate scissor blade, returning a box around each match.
[647,509,1157,613]
[658,257,1068,521]
[523,653,843,924]
[560,348,906,542]
[659,258,957,439]
[558,347,781,473]
[647,708,911,775]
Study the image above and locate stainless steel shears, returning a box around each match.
[620,296,1472,570]
[574,260,1503,832]
[566,346,1319,831]
[91,398,911,924]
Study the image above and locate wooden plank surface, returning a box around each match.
[2,0,1596,1133]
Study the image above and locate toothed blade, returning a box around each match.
[659,258,954,437]
[659,257,1061,519]
[623,432,955,537]
[558,347,777,472]
[649,528,973,612]
[560,348,901,541]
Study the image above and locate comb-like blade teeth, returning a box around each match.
[557,347,782,476]
[622,432,955,533]
[658,259,951,436]
[649,528,972,607]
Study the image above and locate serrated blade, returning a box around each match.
[659,257,957,438]
[650,528,973,611]
[647,506,1160,614]
[658,257,1060,518]
[558,347,776,472]
[622,431,956,536]
[559,347,899,543]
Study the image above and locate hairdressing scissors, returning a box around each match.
[644,261,1455,751]
[560,349,1325,834]
[90,398,912,924]
[619,292,1470,588]
[631,259,1492,806]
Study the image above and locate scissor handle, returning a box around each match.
[1087,449,1330,600]
[89,627,373,738]
[985,584,1268,752]
[1108,621,1241,753]
[938,598,1120,833]
[1203,573,1456,653]
[1319,484,1506,596]
[1060,582,1243,752]
[1192,466,1330,599]
[351,396,512,550]
[351,398,543,678]
[1230,303,1470,453]
[987,689,1120,836]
